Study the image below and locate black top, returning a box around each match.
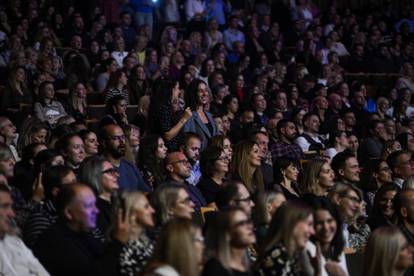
[33,222,123,276]
[276,183,301,202]
[202,258,254,276]
[96,197,112,235]
[198,177,222,204]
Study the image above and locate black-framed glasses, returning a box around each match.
[235,196,252,203]
[109,135,126,141]
[233,219,253,228]
[102,168,119,175]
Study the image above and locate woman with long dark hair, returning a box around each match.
[148,79,192,151]
[137,135,168,190]
[183,79,218,150]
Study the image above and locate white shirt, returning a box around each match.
[306,241,349,276]
[0,234,50,276]
[185,0,205,21]
[294,133,325,152]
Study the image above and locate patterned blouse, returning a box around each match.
[257,243,303,276]
[119,233,155,276]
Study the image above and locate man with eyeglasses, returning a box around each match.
[179,132,202,186]
[163,151,206,210]
[216,180,255,217]
[100,124,150,192]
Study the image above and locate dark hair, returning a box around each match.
[307,197,345,261]
[387,150,408,172]
[370,183,400,224]
[33,149,62,175]
[38,81,55,106]
[43,165,74,200]
[200,145,224,178]
[21,143,45,164]
[185,79,208,111]
[276,119,295,136]
[396,133,414,150]
[179,132,202,149]
[331,151,356,177]
[273,157,298,185]
[55,183,86,217]
[216,180,242,210]
[360,159,391,192]
[328,131,347,147]
[137,135,166,188]
[55,133,81,155]
[302,112,319,128]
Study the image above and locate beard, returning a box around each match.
[107,146,125,159]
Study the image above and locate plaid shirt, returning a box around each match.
[270,141,304,162]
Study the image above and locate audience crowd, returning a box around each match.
[3,0,414,275]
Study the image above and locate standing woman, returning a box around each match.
[230,140,264,195]
[143,219,204,276]
[34,81,67,127]
[115,191,156,276]
[137,135,168,190]
[198,145,229,207]
[273,157,301,201]
[256,202,315,276]
[79,155,119,235]
[300,158,335,198]
[148,79,192,151]
[183,79,218,150]
[203,207,256,276]
[363,226,413,276]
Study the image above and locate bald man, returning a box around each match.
[163,152,206,209]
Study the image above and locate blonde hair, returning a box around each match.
[120,191,148,239]
[150,218,201,276]
[364,226,404,276]
[230,140,264,194]
[300,158,328,196]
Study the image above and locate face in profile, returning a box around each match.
[65,186,99,231]
[170,188,195,220]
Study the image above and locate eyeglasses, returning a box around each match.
[233,219,253,228]
[235,196,252,203]
[109,135,126,141]
[344,195,361,203]
[168,159,190,165]
[102,168,119,175]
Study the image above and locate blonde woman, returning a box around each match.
[143,218,204,276]
[230,140,264,194]
[364,226,413,276]
[66,82,88,122]
[115,191,156,276]
[300,158,335,197]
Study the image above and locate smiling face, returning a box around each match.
[197,82,210,106]
[66,136,85,165]
[379,190,397,218]
[284,164,299,182]
[314,209,337,247]
[339,189,361,222]
[134,195,155,228]
[293,214,314,250]
[249,144,262,167]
